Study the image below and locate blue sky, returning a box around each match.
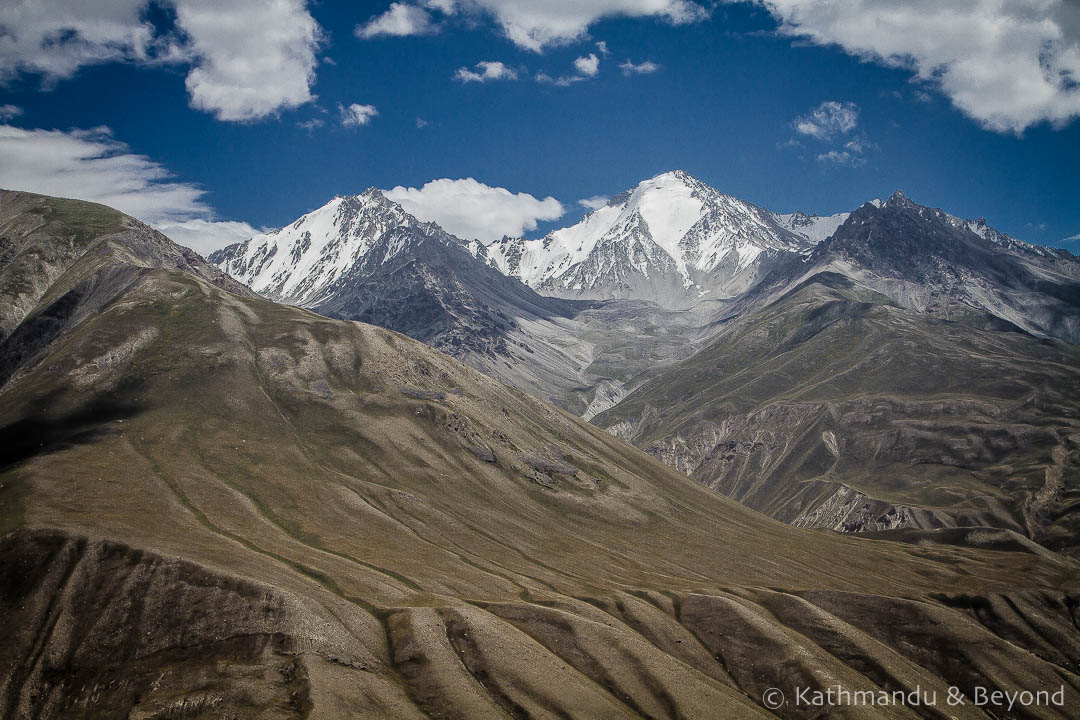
[0,1,1077,253]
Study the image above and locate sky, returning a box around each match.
[0,0,1078,254]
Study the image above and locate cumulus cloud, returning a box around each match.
[0,0,322,122]
[0,124,253,253]
[356,2,438,38]
[744,0,1080,133]
[454,61,517,83]
[794,101,858,140]
[0,0,156,81]
[339,103,378,127]
[574,53,600,77]
[618,59,660,75]
[155,218,259,255]
[0,104,23,121]
[464,0,708,51]
[579,195,609,210]
[175,0,321,121]
[362,1,707,51]
[384,177,564,244]
[596,40,611,56]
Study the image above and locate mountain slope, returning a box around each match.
[481,171,815,308]
[802,191,1080,343]
[210,189,607,404]
[0,189,250,389]
[3,193,1079,718]
[595,270,1080,554]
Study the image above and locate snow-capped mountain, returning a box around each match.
[209,189,578,361]
[211,189,435,306]
[477,171,817,307]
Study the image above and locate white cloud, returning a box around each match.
[454,60,517,83]
[745,0,1080,133]
[0,124,207,223]
[536,71,586,86]
[340,103,378,127]
[0,0,155,81]
[579,195,609,210]
[297,118,324,131]
[0,124,252,253]
[794,101,858,140]
[461,0,708,51]
[619,59,659,75]
[538,53,602,86]
[384,177,564,243]
[574,53,600,77]
[0,104,22,121]
[155,218,258,255]
[356,2,438,38]
[416,117,431,129]
[816,150,865,166]
[375,1,706,50]
[596,40,611,56]
[175,0,321,122]
[0,0,322,122]
[792,101,869,165]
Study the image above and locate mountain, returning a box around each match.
[0,189,250,388]
[209,189,607,404]
[4,192,1080,719]
[800,191,1080,343]
[210,189,578,356]
[594,195,1080,555]
[479,171,817,308]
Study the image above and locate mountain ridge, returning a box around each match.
[3,190,1080,718]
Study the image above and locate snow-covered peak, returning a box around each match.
[211,190,434,305]
[482,170,812,299]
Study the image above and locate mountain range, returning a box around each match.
[3,188,1080,718]
[206,172,1080,556]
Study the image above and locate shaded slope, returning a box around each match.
[595,272,1080,555]
[0,189,250,389]
[806,192,1080,344]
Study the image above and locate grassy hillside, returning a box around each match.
[1,196,1079,718]
[594,272,1080,554]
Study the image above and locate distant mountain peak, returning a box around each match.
[478,172,815,307]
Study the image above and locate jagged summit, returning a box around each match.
[811,190,1080,342]
[210,190,437,306]
[209,186,577,365]
[479,170,817,307]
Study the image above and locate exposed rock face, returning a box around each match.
[807,191,1080,343]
